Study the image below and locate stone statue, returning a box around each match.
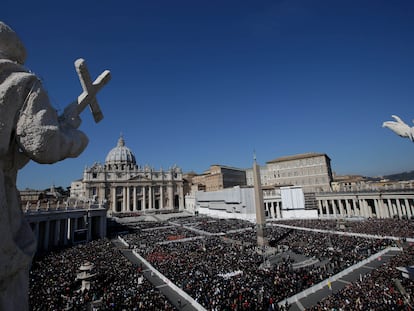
[383,115,414,142]
[0,21,110,310]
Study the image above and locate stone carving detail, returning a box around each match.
[383,115,414,142]
[0,21,110,310]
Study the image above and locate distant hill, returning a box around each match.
[375,170,414,181]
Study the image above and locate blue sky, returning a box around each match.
[3,0,414,190]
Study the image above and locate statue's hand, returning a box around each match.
[59,101,81,129]
[383,115,414,141]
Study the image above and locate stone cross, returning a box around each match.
[74,58,111,123]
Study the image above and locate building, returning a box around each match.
[191,164,247,192]
[246,153,333,193]
[192,186,256,221]
[185,185,318,221]
[24,200,107,252]
[71,136,185,215]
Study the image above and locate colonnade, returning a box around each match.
[261,191,414,220]
[25,206,106,252]
[111,184,184,213]
[264,201,282,219]
[316,193,414,219]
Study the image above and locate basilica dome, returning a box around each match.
[105,136,136,165]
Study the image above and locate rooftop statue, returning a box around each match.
[0,21,110,310]
[383,115,414,142]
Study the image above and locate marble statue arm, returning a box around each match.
[15,80,89,164]
[382,115,414,142]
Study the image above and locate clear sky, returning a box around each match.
[3,0,414,190]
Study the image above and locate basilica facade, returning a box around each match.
[71,136,184,214]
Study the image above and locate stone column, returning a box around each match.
[63,219,68,245]
[387,199,393,217]
[404,199,411,218]
[54,219,61,247]
[380,199,389,218]
[44,220,50,250]
[396,199,403,218]
[133,186,137,211]
[143,186,147,210]
[358,199,365,217]
[100,215,107,238]
[67,218,72,242]
[338,200,345,217]
[160,186,164,209]
[318,200,323,217]
[148,186,153,210]
[34,222,40,246]
[323,200,330,217]
[126,186,130,212]
[407,199,414,218]
[374,199,381,218]
[122,187,127,212]
[352,198,358,216]
[112,187,117,213]
[345,199,352,216]
[168,184,174,209]
[179,185,184,210]
[276,202,281,219]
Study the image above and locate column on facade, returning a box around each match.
[396,199,403,218]
[143,186,147,210]
[404,199,412,218]
[380,199,389,218]
[160,186,164,209]
[54,219,61,247]
[34,222,40,246]
[323,200,330,217]
[318,200,323,217]
[148,186,153,210]
[351,199,357,216]
[387,199,393,217]
[358,199,365,217]
[168,184,174,209]
[100,214,107,238]
[366,200,373,218]
[122,187,127,212]
[67,218,71,242]
[338,200,345,217]
[44,220,50,250]
[405,199,412,218]
[87,215,92,241]
[133,186,137,211]
[276,202,281,219]
[63,219,68,245]
[126,186,131,212]
[179,185,184,210]
[330,200,337,218]
[345,199,352,217]
[112,187,117,213]
[374,199,381,218]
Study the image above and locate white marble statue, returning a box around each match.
[383,115,414,142]
[0,21,110,310]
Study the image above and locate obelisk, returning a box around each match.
[253,154,267,247]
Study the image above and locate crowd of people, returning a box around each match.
[29,239,176,310]
[122,215,400,310]
[307,245,414,310]
[29,215,414,310]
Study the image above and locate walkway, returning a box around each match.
[112,238,206,311]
